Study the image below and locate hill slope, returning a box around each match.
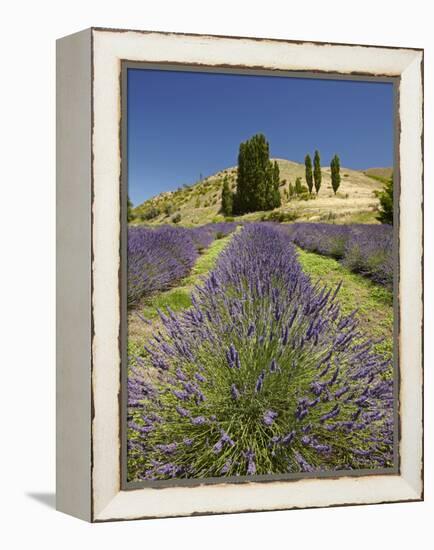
[132,159,388,225]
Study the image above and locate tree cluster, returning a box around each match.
[226,133,281,216]
[220,138,344,216]
[304,150,324,195]
[288,177,309,199]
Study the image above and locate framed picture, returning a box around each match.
[56,27,423,522]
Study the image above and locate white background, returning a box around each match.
[0,0,431,548]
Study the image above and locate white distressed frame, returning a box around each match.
[56,28,423,522]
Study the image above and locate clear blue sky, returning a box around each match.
[127,68,394,205]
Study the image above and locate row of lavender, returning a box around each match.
[128,223,236,307]
[286,223,393,288]
[128,224,394,481]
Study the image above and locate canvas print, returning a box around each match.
[125,67,395,484]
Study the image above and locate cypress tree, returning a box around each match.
[305,154,313,195]
[232,142,246,214]
[330,154,341,195]
[221,175,233,216]
[313,150,322,195]
[295,177,303,196]
[271,160,281,208]
[233,133,276,214]
[288,182,295,199]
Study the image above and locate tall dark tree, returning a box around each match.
[377,176,393,225]
[233,133,277,214]
[330,154,341,195]
[272,160,281,208]
[313,150,322,195]
[221,175,233,216]
[305,154,313,195]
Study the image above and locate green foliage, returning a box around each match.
[232,133,280,214]
[171,212,182,224]
[288,181,295,198]
[313,150,322,194]
[295,177,304,195]
[377,176,393,225]
[140,206,160,221]
[221,175,233,216]
[365,173,390,185]
[330,154,341,195]
[127,196,134,222]
[195,198,201,209]
[164,204,174,217]
[261,210,299,222]
[319,211,337,222]
[272,161,282,208]
[305,154,313,194]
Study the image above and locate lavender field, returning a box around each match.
[127,222,394,482]
[128,223,236,307]
[287,223,393,288]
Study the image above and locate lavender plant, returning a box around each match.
[128,226,198,307]
[128,223,237,307]
[288,223,393,288]
[128,224,393,481]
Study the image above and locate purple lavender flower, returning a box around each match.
[255,370,265,393]
[269,358,278,373]
[155,442,177,454]
[294,451,315,473]
[281,431,295,446]
[191,416,207,425]
[213,430,235,454]
[195,372,206,383]
[263,410,278,426]
[245,449,256,475]
[320,404,340,423]
[221,460,232,474]
[176,406,190,417]
[230,383,241,400]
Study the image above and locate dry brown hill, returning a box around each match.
[132,159,388,226]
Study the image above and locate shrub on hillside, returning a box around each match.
[140,206,161,221]
[261,210,299,223]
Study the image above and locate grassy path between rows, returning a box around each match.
[128,232,393,363]
[128,234,232,350]
[296,247,393,358]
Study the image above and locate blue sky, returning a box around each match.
[127,68,394,205]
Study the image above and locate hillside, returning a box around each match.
[363,167,393,182]
[131,159,389,226]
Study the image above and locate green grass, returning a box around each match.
[334,210,379,224]
[364,173,390,185]
[296,248,393,358]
